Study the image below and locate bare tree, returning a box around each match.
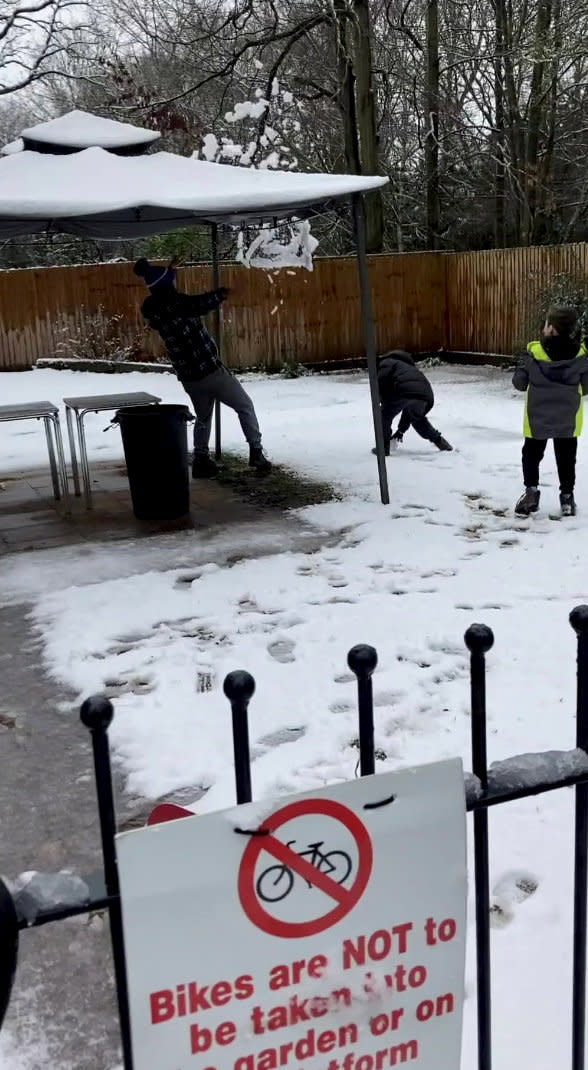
[0,0,89,95]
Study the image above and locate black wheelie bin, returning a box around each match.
[113,404,193,521]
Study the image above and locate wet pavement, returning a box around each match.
[0,600,121,1070]
[0,463,336,1069]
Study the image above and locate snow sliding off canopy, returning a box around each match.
[0,146,387,238]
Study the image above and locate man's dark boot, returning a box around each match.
[249,446,272,474]
[192,454,219,479]
[514,487,540,516]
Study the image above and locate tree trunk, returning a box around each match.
[352,0,384,252]
[333,0,362,176]
[425,0,440,249]
[494,0,506,246]
[500,2,525,243]
[537,0,561,241]
[523,0,553,244]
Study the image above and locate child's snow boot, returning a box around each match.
[434,434,453,451]
[514,487,540,516]
[560,493,576,517]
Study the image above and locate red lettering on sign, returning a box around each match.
[268,955,328,991]
[416,993,455,1021]
[212,981,232,1006]
[425,916,458,945]
[342,923,413,969]
[190,1020,237,1053]
[251,989,352,1035]
[150,990,174,1024]
[232,1035,419,1070]
[149,973,254,1025]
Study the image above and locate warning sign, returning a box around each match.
[117,759,467,1070]
[238,797,373,938]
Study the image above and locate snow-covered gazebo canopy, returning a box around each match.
[0,110,386,237]
[2,109,161,158]
[0,110,391,501]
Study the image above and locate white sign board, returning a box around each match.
[117,759,466,1070]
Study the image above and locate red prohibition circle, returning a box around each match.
[238,797,373,938]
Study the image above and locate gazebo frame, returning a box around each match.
[0,113,390,502]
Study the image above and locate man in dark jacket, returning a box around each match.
[135,259,271,477]
[373,350,452,455]
[513,306,588,516]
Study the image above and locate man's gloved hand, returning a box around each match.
[218,286,231,301]
[391,431,403,443]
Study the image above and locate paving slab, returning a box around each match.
[0,460,265,555]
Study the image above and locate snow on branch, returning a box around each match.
[198,73,318,272]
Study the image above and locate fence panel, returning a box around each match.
[0,254,447,372]
[446,243,588,354]
[0,244,587,371]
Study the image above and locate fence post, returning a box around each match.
[80,695,133,1070]
[223,671,255,805]
[348,644,377,776]
[0,877,18,1031]
[465,623,494,1070]
[570,605,588,1070]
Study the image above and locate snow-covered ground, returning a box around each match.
[1,363,587,1069]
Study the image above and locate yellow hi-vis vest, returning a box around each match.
[524,340,588,438]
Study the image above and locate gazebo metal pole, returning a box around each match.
[211,223,222,459]
[351,193,390,505]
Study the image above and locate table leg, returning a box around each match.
[51,415,71,514]
[66,406,81,496]
[43,417,60,500]
[77,411,93,509]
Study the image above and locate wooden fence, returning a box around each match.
[445,243,588,354]
[0,243,587,372]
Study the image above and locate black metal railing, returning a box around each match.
[3,605,588,1070]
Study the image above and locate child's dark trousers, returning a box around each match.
[522,437,577,494]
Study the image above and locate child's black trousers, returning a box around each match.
[522,437,577,494]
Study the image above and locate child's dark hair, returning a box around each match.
[546,306,579,337]
[133,258,149,278]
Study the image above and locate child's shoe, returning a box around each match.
[560,493,576,517]
[434,435,453,451]
[514,487,540,516]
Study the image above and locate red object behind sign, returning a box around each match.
[147,803,194,826]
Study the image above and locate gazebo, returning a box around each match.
[0,111,390,502]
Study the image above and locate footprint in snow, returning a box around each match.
[490,870,539,929]
[334,671,355,684]
[267,638,296,664]
[174,571,202,587]
[329,700,354,714]
[103,672,155,698]
[250,725,306,759]
[328,574,349,589]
